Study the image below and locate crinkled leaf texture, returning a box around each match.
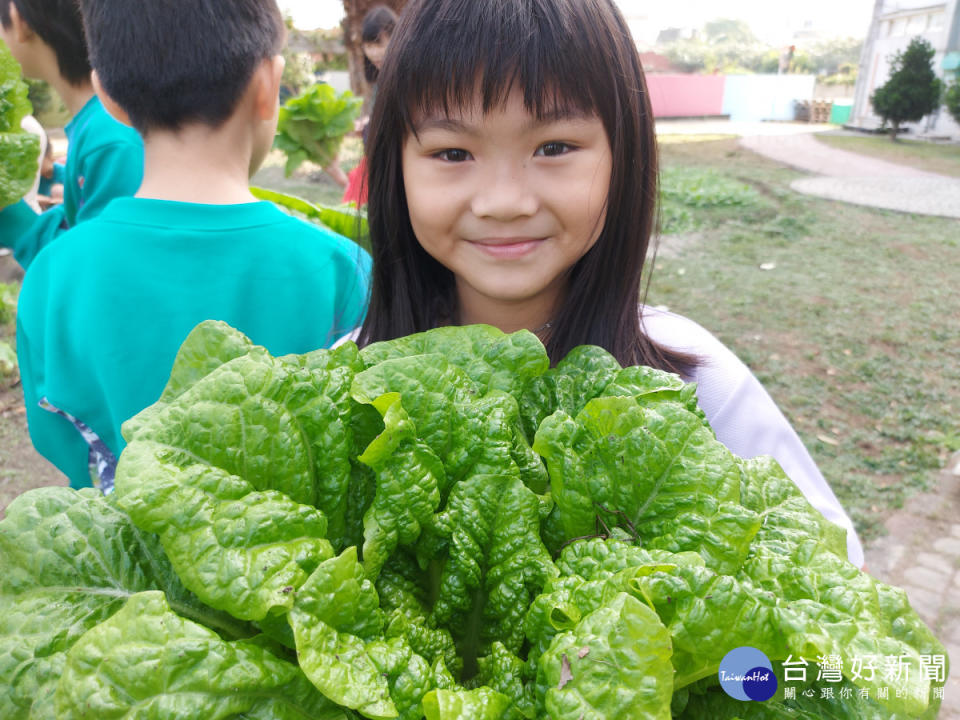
[56,591,353,719]
[537,592,674,719]
[0,487,251,719]
[1,42,39,209]
[0,322,949,719]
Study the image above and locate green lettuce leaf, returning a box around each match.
[536,592,673,719]
[517,344,623,441]
[115,323,383,620]
[251,185,370,246]
[0,42,32,133]
[0,131,39,209]
[354,392,445,579]
[359,324,550,400]
[274,83,362,174]
[55,591,354,720]
[377,553,461,675]
[0,41,38,209]
[534,395,761,572]
[0,488,250,720]
[421,686,512,720]
[289,549,395,718]
[8,322,946,719]
[366,636,441,720]
[475,642,537,719]
[116,436,334,621]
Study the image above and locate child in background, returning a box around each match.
[37,133,65,209]
[0,0,142,268]
[342,4,397,206]
[356,0,864,567]
[17,114,46,212]
[16,0,372,489]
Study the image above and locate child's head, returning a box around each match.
[0,0,91,86]
[79,0,285,145]
[362,0,677,370]
[361,5,397,84]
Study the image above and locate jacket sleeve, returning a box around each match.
[0,141,141,269]
[0,200,68,269]
[16,283,93,488]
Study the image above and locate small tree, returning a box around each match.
[870,37,943,140]
[945,78,960,127]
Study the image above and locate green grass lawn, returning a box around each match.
[650,137,960,541]
[813,133,960,178]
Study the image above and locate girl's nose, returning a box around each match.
[470,164,539,220]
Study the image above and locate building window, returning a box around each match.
[927,12,945,31]
[907,14,926,34]
[892,17,907,36]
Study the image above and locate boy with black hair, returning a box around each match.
[0,0,143,268]
[16,0,372,488]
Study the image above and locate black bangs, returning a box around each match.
[391,0,611,130]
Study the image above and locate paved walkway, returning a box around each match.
[740,132,960,219]
[864,456,960,719]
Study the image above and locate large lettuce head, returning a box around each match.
[0,321,949,720]
[0,40,39,209]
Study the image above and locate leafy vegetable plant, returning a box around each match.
[251,184,369,249]
[274,82,362,176]
[1,40,40,209]
[0,322,949,719]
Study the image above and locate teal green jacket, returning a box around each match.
[17,198,372,487]
[0,96,144,268]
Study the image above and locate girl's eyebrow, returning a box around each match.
[414,107,594,136]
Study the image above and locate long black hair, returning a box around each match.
[359,0,696,374]
[361,5,397,84]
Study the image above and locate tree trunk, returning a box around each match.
[342,0,408,104]
[890,122,900,141]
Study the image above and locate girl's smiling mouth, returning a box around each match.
[469,237,547,258]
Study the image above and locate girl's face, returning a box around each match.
[362,34,390,70]
[402,88,612,332]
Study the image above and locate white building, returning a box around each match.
[850,0,960,137]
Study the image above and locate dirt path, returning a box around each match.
[0,382,67,519]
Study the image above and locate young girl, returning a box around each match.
[355,0,864,568]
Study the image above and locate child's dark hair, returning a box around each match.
[0,0,91,86]
[361,5,397,84]
[78,0,285,133]
[359,0,696,374]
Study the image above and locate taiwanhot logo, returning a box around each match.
[718,646,778,702]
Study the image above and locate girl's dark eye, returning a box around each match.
[536,142,573,157]
[436,148,470,162]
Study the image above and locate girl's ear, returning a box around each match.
[253,55,285,121]
[91,70,132,127]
